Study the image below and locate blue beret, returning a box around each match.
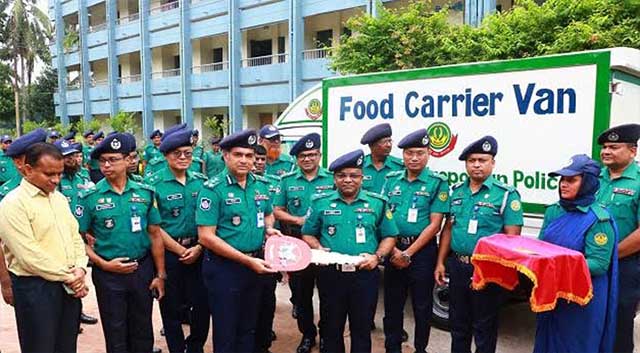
[458,136,498,161]
[290,133,321,156]
[90,133,134,159]
[597,123,640,145]
[210,136,222,145]
[192,129,199,136]
[360,123,392,145]
[398,129,430,149]
[259,124,280,139]
[94,131,104,140]
[49,130,60,138]
[329,149,364,172]
[1,135,13,143]
[54,140,80,156]
[550,154,601,177]
[160,128,193,153]
[161,123,187,141]
[219,129,258,150]
[6,129,47,157]
[71,142,83,152]
[83,130,94,138]
[122,133,137,153]
[150,129,163,139]
[63,131,76,140]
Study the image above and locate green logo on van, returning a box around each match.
[427,122,458,158]
[305,99,323,121]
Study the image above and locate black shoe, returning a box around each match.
[402,329,409,342]
[80,313,98,325]
[152,347,161,353]
[296,337,316,353]
[270,330,277,341]
[292,304,299,319]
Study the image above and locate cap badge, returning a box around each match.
[110,138,121,150]
[248,135,257,145]
[61,141,69,148]
[421,135,429,146]
[305,139,314,149]
[269,126,276,131]
[356,156,363,166]
[608,132,619,141]
[482,141,491,152]
[566,158,574,168]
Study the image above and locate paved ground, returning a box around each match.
[0,269,638,352]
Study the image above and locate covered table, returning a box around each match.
[471,234,593,312]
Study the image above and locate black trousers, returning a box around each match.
[317,266,379,353]
[290,264,322,339]
[614,254,640,353]
[92,255,154,353]
[11,274,81,353]
[255,272,278,352]
[159,251,210,353]
[448,256,504,353]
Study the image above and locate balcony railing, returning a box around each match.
[66,81,81,90]
[115,12,140,25]
[302,47,333,60]
[88,22,107,33]
[150,1,179,15]
[118,75,142,84]
[192,62,229,73]
[241,53,288,67]
[151,69,181,79]
[64,44,79,54]
[90,79,109,87]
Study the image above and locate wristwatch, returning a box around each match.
[156,273,168,280]
[400,251,412,264]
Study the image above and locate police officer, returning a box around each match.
[595,123,640,353]
[360,123,404,193]
[63,130,77,143]
[435,136,523,353]
[253,144,281,353]
[204,136,225,178]
[382,129,449,353]
[82,130,95,164]
[146,127,210,353]
[48,130,61,143]
[0,135,17,184]
[192,129,204,159]
[143,129,164,174]
[302,149,398,353]
[259,124,295,176]
[75,133,166,353]
[55,140,94,206]
[88,131,105,183]
[196,129,281,353]
[274,133,334,353]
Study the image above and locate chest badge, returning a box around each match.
[104,218,115,229]
[171,207,181,217]
[232,215,242,226]
[327,225,336,236]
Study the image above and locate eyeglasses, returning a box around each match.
[297,152,319,160]
[98,157,125,165]
[335,173,363,180]
[170,150,193,158]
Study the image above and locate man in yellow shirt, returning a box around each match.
[0,142,89,353]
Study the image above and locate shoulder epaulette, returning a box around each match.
[191,172,207,180]
[385,170,403,179]
[366,190,389,202]
[79,185,98,198]
[389,156,404,166]
[281,171,297,179]
[135,181,156,193]
[430,170,448,182]
[145,174,160,185]
[493,180,516,193]
[591,204,611,222]
[451,181,464,190]
[204,177,222,189]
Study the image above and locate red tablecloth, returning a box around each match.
[471,234,593,312]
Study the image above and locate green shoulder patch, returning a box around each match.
[591,204,611,222]
[311,192,333,201]
[385,170,404,179]
[204,177,222,190]
[79,186,98,199]
[366,190,389,202]
[190,171,208,180]
[280,171,297,179]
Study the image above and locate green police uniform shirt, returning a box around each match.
[361,154,404,193]
[204,151,225,178]
[145,158,167,177]
[144,144,162,162]
[0,175,22,202]
[82,144,93,164]
[274,168,334,218]
[193,145,204,160]
[147,167,207,239]
[596,162,640,242]
[266,154,295,177]
[59,171,94,207]
[540,203,614,276]
[302,190,399,256]
[195,171,273,252]
[75,179,162,260]
[129,173,145,183]
[449,176,524,255]
[78,167,90,181]
[189,156,204,174]
[0,151,18,184]
[383,168,450,237]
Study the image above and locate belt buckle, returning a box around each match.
[400,237,412,246]
[458,254,470,264]
[340,263,356,272]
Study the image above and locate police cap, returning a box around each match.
[90,133,133,159]
[150,129,163,139]
[54,140,80,156]
[94,131,104,140]
[259,124,280,139]
[360,123,392,145]
[160,128,193,153]
[458,136,498,161]
[6,129,47,157]
[161,123,187,141]
[83,130,95,138]
[329,149,364,172]
[398,129,430,149]
[550,154,600,177]
[219,129,258,150]
[597,123,640,145]
[290,133,321,156]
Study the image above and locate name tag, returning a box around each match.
[414,191,430,197]
[61,185,72,190]
[452,199,463,206]
[363,175,373,181]
[390,190,402,196]
[468,219,478,234]
[257,212,265,228]
[324,210,342,216]
[255,194,270,201]
[130,197,147,203]
[96,203,115,211]
[225,198,241,205]
[167,193,183,201]
[613,188,636,196]
[355,208,374,213]
[315,185,333,191]
[288,186,305,191]
[476,202,496,209]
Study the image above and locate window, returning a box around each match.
[316,29,333,48]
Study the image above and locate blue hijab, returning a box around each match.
[549,154,601,210]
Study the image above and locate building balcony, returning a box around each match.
[192,62,229,74]
[302,47,333,61]
[88,22,107,33]
[118,75,142,84]
[241,53,288,68]
[151,69,181,79]
[90,78,109,87]
[116,13,140,26]
[150,1,179,15]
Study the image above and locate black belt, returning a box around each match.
[452,252,471,264]
[244,249,262,258]
[398,236,419,246]
[175,237,198,248]
[122,252,149,263]
[333,263,359,272]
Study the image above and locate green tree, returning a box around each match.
[0,63,15,127]
[330,0,640,74]
[108,111,139,134]
[25,65,57,124]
